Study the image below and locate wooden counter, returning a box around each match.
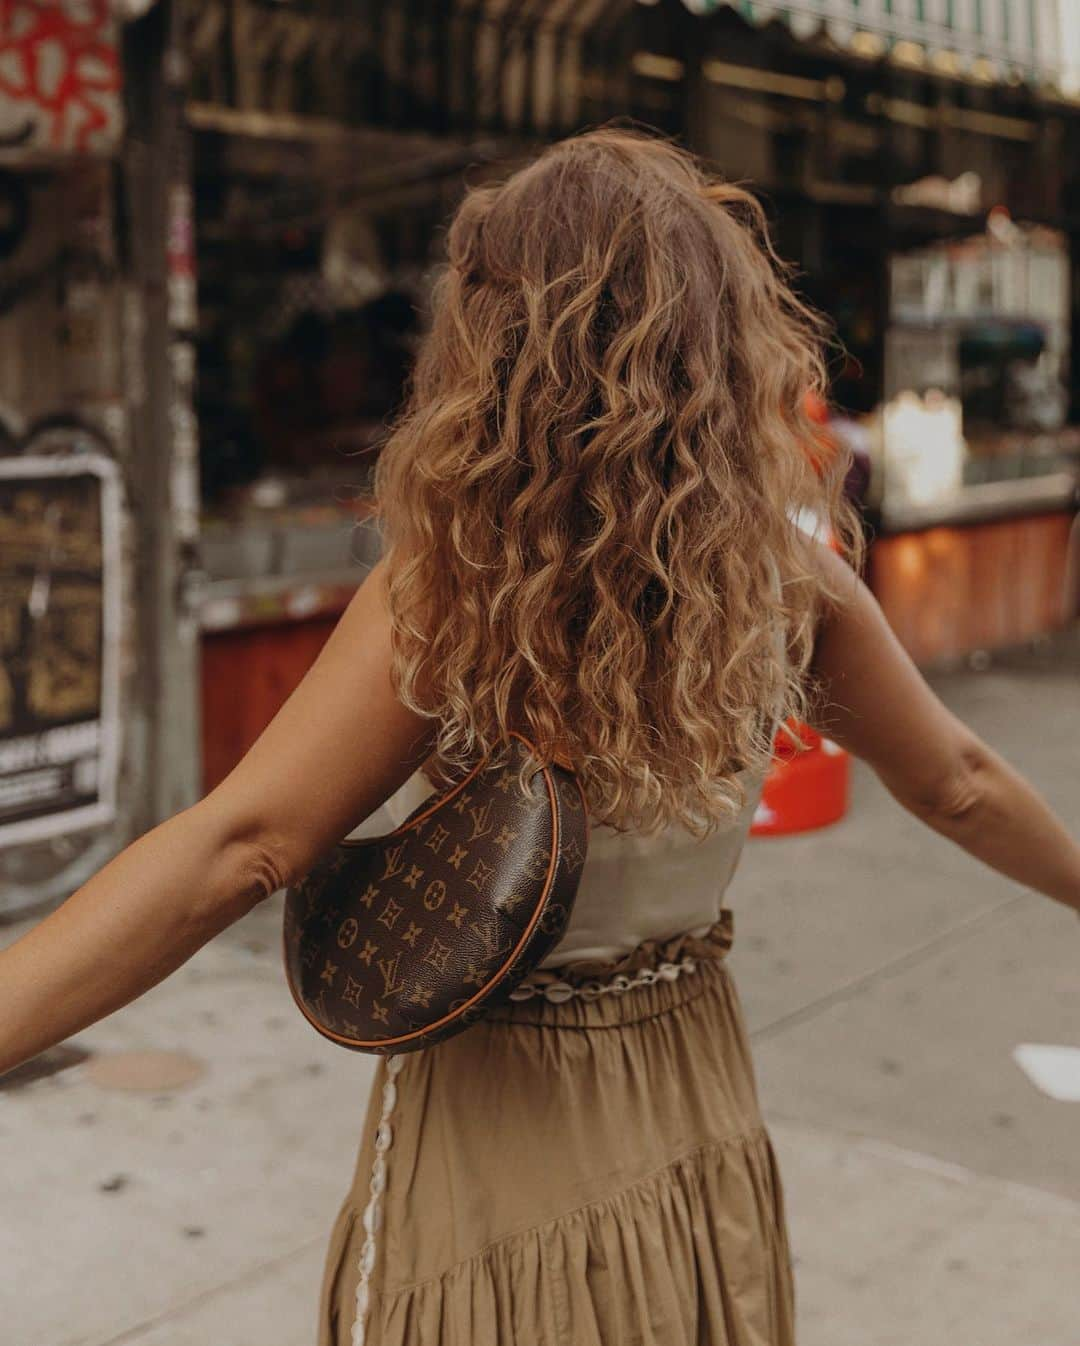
[868,508,1076,667]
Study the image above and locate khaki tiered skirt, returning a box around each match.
[318,909,796,1346]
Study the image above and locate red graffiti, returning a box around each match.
[0,1,121,154]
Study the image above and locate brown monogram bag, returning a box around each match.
[282,732,589,1055]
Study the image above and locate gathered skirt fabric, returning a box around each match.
[318,909,796,1346]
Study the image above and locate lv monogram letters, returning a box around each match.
[378,952,406,998]
[469,915,513,961]
[381,843,407,880]
[467,798,495,840]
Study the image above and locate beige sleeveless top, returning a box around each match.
[366,763,766,969]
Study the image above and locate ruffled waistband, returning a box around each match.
[485,909,735,1029]
[534,906,734,981]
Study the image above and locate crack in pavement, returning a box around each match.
[748,892,1030,1042]
[74,1235,326,1346]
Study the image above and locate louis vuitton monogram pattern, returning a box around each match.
[283,735,589,1055]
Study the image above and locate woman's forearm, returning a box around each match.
[0,801,276,1077]
[908,742,1080,912]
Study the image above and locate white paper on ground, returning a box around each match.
[1012,1044,1080,1102]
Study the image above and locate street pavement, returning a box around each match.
[2,630,1078,1346]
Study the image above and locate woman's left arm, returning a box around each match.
[0,560,434,1077]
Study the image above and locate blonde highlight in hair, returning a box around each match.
[374,127,862,837]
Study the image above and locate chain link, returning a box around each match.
[508,956,699,1004]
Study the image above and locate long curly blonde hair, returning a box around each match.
[374,127,861,836]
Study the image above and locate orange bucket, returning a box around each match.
[751,720,850,836]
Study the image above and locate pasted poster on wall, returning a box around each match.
[0,452,122,847]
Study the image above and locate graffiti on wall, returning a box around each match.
[0,1,122,155]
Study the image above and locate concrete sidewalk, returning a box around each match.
[2,633,1078,1346]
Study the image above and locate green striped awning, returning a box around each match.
[681,0,1078,93]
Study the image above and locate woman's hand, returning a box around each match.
[807,546,1080,914]
[0,560,434,1077]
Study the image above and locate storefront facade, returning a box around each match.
[0,1,206,916]
[674,1,1080,660]
[0,3,141,915]
[2,0,1078,914]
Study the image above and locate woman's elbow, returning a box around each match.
[185,800,291,930]
[234,835,289,906]
[900,740,993,832]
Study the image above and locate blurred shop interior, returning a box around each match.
[185,0,1080,746]
[1,0,1079,913]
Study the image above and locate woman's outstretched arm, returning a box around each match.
[0,560,434,1077]
[807,546,1080,913]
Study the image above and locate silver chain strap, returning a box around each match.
[508,955,699,1003]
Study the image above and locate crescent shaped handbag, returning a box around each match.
[282,731,589,1055]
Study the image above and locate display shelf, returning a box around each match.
[198,565,370,632]
[879,470,1077,534]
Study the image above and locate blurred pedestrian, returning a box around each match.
[2,129,1078,1346]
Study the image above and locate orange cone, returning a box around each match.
[751,720,850,836]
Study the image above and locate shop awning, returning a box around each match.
[185,0,651,143]
[683,0,1077,93]
[182,0,1080,151]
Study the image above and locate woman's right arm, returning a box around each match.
[806,547,1080,913]
[0,560,435,1077]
